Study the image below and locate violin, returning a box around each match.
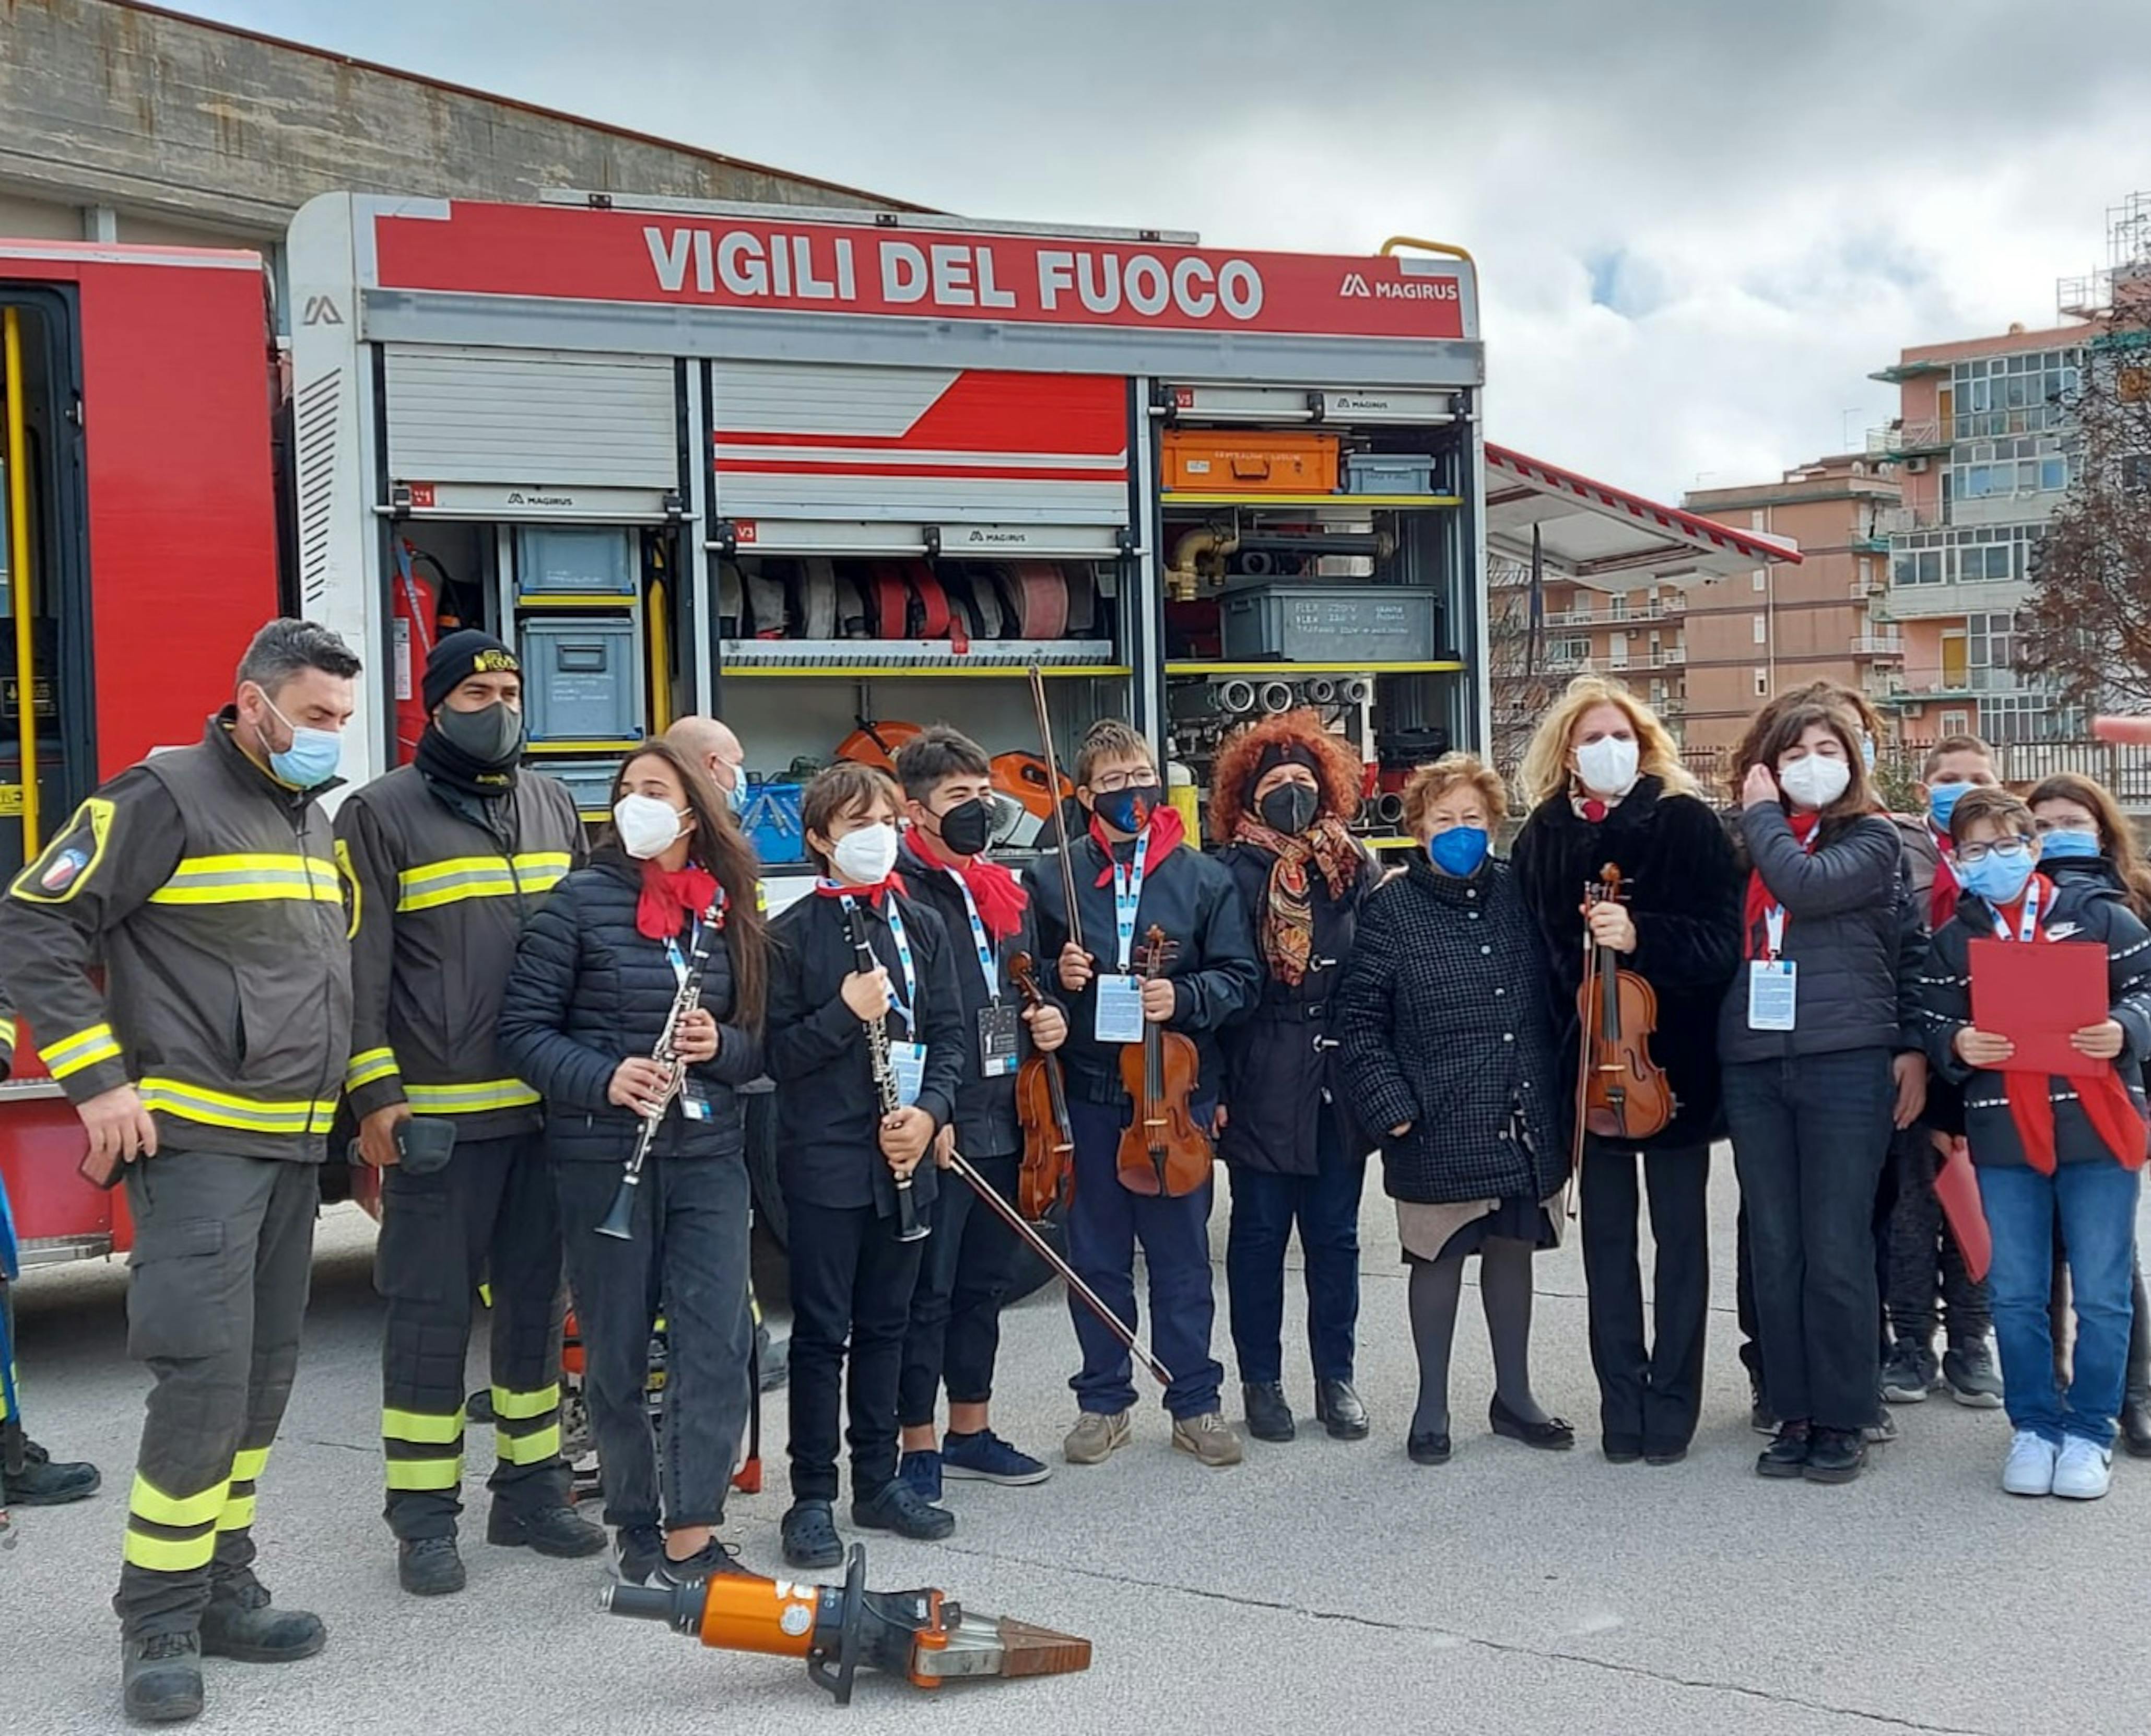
[1010,952,1076,1222]
[1115,924,1211,1198]
[1572,864,1675,1163]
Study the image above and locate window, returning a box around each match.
[1940,709,1970,736]
[1752,569,1767,592]
[1966,611,2020,671]
[1609,634,1629,668]
[1610,593,1629,620]
[1753,667,1769,696]
[1750,512,1765,531]
[1753,613,1768,644]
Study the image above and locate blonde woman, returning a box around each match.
[1509,678,1742,1465]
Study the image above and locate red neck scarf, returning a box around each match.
[812,874,903,910]
[636,858,720,942]
[1986,874,2147,1174]
[1089,807,1187,886]
[902,836,1029,942]
[1742,810,1820,959]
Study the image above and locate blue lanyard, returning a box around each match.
[946,871,1002,1004]
[1111,829,1151,973]
[662,922,701,988]
[834,890,916,1024]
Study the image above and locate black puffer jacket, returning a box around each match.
[1915,872,2151,1169]
[1717,805,1909,1064]
[1510,778,1743,1151]
[1333,853,1570,1205]
[496,852,765,1164]
[1213,836,1381,1175]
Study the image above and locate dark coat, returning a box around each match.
[1333,853,1570,1205]
[2046,852,2151,1098]
[1027,826,1261,1108]
[1915,872,2151,1170]
[765,887,965,1214]
[496,852,763,1165]
[1509,778,1742,1152]
[1212,836,1381,1175]
[1717,806,1910,1064]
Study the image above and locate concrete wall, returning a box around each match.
[0,0,915,251]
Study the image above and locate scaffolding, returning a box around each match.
[2056,191,2151,323]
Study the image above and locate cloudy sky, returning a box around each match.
[182,0,2151,504]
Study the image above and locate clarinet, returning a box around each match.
[843,899,930,1245]
[596,890,727,1241]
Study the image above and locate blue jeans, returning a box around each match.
[1064,1098,1225,1420]
[1723,1049,1894,1432]
[1224,1110,1365,1386]
[1978,1160,2144,1448]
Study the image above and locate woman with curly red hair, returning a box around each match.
[1209,710,1382,1448]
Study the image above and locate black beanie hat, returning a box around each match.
[423,629,520,714]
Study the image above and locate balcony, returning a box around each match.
[1645,646,1686,668]
[1866,419,1950,460]
[1543,598,1685,627]
[1851,632,1904,660]
[1878,505,1948,537]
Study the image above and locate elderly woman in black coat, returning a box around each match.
[1212,711,1382,1449]
[1510,677,1743,1466]
[1334,752,1572,1465]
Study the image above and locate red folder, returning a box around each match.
[1933,1137,1991,1284]
[1967,936,2111,1077]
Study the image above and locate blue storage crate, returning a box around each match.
[739,779,807,866]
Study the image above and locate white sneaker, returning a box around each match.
[2052,1436,2113,1501]
[2001,1429,2058,1497]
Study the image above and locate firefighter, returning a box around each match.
[1,989,103,1510]
[0,618,359,1726]
[337,630,605,1596]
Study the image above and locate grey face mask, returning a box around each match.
[436,700,525,769]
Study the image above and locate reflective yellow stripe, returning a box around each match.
[489,1383,560,1422]
[404,1078,540,1115]
[147,852,342,906]
[215,1493,257,1532]
[138,1078,338,1136]
[42,1020,123,1080]
[229,1447,270,1484]
[384,1456,464,1492]
[383,1406,465,1446]
[0,1016,17,1051]
[495,1424,560,1466]
[335,837,362,942]
[396,852,573,912]
[345,1048,400,1090]
[124,1527,218,1573]
[130,1472,229,1530]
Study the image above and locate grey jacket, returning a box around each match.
[1717,805,1910,1065]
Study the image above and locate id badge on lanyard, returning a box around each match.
[949,871,1020,1078]
[1747,905,1796,1031]
[1094,830,1151,1045]
[843,893,925,1106]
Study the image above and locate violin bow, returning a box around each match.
[1028,662,1084,954]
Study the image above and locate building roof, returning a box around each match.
[1486,445,1801,585]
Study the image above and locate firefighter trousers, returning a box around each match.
[377,1130,568,1541]
[113,1151,316,1637]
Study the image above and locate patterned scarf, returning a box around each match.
[1232,814,1360,986]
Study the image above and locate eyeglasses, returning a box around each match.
[1954,838,2031,865]
[1088,770,1156,793]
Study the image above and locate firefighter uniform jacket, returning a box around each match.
[0,981,14,1080]
[334,763,584,1139]
[0,712,354,1162]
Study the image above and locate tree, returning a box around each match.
[1485,553,1560,776]
[2018,268,2151,709]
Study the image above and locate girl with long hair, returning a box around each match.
[1510,677,1742,1464]
[1209,710,1382,1447]
[498,740,768,1586]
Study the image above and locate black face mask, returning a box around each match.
[934,794,995,859]
[1258,782,1321,837]
[435,700,525,770]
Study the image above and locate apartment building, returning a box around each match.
[1679,456,1901,756]
[1532,577,1693,718]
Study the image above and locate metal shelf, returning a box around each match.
[719,639,1122,676]
[1161,492,1462,509]
[1165,660,1466,675]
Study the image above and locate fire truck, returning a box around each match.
[0,193,1489,1262]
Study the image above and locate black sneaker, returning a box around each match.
[396,1536,466,1597]
[3,1438,101,1505]
[615,1523,665,1587]
[1942,1339,2005,1410]
[1803,1426,1868,1484]
[852,1477,956,1542]
[1880,1339,1939,1404]
[1241,1381,1295,1444]
[199,1573,326,1663]
[122,1631,204,1724]
[1315,1379,1371,1441]
[781,1500,843,1570]
[486,1501,608,1557]
[1756,1421,1811,1479]
[657,1540,751,1585]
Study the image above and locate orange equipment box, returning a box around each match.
[1162,429,1340,494]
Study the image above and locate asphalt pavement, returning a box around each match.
[7,1159,2148,1735]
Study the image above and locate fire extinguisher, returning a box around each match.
[392,540,443,765]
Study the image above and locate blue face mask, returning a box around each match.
[724,772,749,816]
[2038,829,2101,861]
[1093,783,1161,835]
[1427,825,1490,876]
[1928,782,1971,830]
[255,689,343,790]
[1958,848,2035,906]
